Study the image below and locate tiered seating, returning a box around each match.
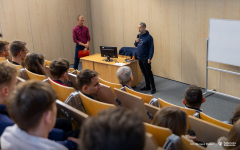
[99,77,122,93]
[48,77,75,102]
[79,91,116,116]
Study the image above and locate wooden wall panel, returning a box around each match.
[28,0,63,61]
[182,0,222,88]
[99,0,124,51]
[0,0,33,52]
[58,0,91,64]
[220,0,240,97]
[149,0,182,81]
[122,0,149,47]
[90,0,103,53]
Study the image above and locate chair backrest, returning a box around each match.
[114,88,151,123]
[11,63,23,70]
[199,112,233,130]
[144,123,172,147]
[158,98,196,130]
[125,86,154,103]
[189,115,229,143]
[48,77,75,102]
[181,135,206,150]
[56,99,88,126]
[144,103,159,116]
[68,73,79,90]
[69,68,75,73]
[25,68,47,81]
[99,77,122,93]
[95,84,118,105]
[79,91,116,116]
[144,132,160,150]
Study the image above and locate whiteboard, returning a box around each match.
[208,19,240,67]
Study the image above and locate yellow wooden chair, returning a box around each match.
[0,57,7,62]
[199,112,233,130]
[144,103,160,116]
[144,123,172,147]
[125,86,154,103]
[99,77,122,93]
[158,98,196,130]
[79,91,116,116]
[69,68,75,73]
[181,135,206,150]
[48,77,75,102]
[144,133,161,150]
[25,69,47,81]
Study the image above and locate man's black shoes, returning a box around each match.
[140,87,151,91]
[151,88,156,94]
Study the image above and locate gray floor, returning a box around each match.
[72,62,240,122]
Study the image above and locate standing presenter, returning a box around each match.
[134,22,156,94]
[73,15,90,70]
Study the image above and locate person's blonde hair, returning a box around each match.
[225,119,240,149]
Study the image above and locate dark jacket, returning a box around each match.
[134,31,154,60]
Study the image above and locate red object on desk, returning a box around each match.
[78,50,89,58]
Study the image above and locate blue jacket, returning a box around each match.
[134,31,154,60]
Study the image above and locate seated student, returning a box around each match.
[0,72,78,149]
[49,58,71,86]
[0,40,10,59]
[0,62,18,136]
[9,41,28,66]
[65,69,102,112]
[116,66,133,90]
[1,81,68,150]
[182,85,205,113]
[25,53,47,75]
[152,106,187,137]
[80,108,145,150]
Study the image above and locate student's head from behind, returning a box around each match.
[116,66,133,86]
[0,40,10,58]
[25,53,46,75]
[183,85,205,109]
[80,108,145,150]
[10,41,28,60]
[230,105,240,125]
[0,62,18,104]
[77,69,101,96]
[7,81,57,136]
[152,106,187,136]
[226,119,240,149]
[49,58,69,80]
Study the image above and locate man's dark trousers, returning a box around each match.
[138,59,155,89]
[74,45,85,69]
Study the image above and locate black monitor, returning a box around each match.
[100,46,118,62]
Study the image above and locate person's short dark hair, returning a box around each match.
[0,62,18,86]
[184,85,203,108]
[80,108,145,150]
[7,81,57,132]
[77,69,99,90]
[0,40,9,54]
[139,22,146,28]
[9,41,26,57]
[152,106,187,136]
[25,53,46,75]
[49,58,69,79]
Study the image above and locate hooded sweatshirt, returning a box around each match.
[1,125,67,150]
[134,31,154,60]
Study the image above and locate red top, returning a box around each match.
[73,25,91,44]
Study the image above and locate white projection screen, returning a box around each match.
[208,19,240,67]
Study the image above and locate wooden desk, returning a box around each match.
[81,53,143,87]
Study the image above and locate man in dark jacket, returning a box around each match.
[134,22,156,94]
